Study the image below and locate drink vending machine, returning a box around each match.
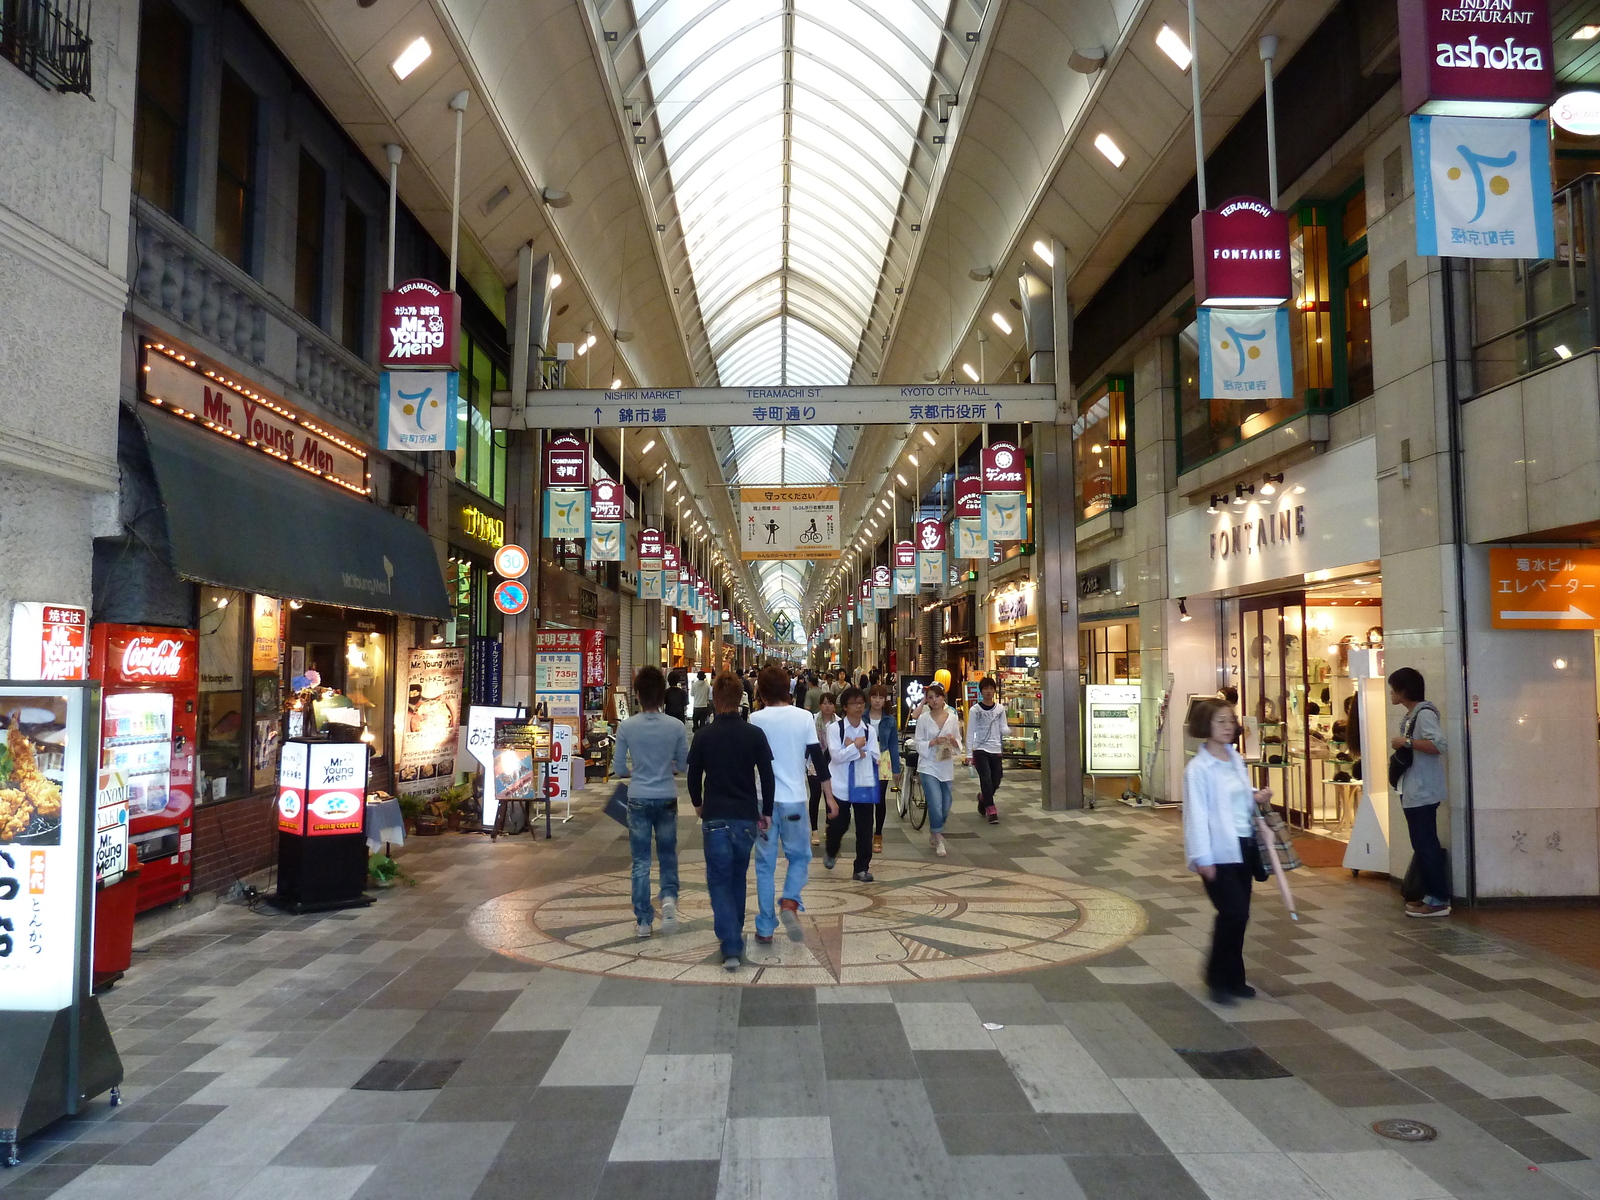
[89,625,198,913]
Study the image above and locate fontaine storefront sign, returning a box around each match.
[1191,197,1291,307]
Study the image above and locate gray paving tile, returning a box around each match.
[1041,1113,1167,1156]
[1064,1153,1209,1200]
[934,1114,1055,1156]
[948,1154,1087,1199]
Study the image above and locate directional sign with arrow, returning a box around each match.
[1490,548,1600,630]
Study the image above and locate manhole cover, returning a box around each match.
[1372,1118,1438,1142]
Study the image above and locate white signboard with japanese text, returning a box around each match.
[1412,115,1555,259]
[1086,685,1142,774]
[0,684,93,1012]
[1197,307,1293,401]
[466,705,520,828]
[740,487,841,561]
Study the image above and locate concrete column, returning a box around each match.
[500,431,538,707]
[1035,243,1083,809]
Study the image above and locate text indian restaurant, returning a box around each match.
[89,339,450,915]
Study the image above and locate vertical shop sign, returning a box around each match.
[542,433,591,489]
[581,630,607,687]
[1412,115,1554,259]
[1197,307,1293,400]
[9,603,89,681]
[396,647,465,799]
[380,279,461,368]
[1191,198,1292,306]
[954,476,983,518]
[590,478,624,523]
[980,442,1025,492]
[1398,0,1552,118]
[638,528,664,561]
[468,636,503,706]
[379,370,459,453]
[0,685,92,1012]
[251,596,281,673]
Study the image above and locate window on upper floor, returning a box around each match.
[132,0,191,218]
[1339,188,1373,404]
[1072,376,1132,522]
[455,332,507,505]
[294,150,326,323]
[214,66,257,271]
[341,202,369,356]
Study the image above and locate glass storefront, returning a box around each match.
[1073,376,1132,521]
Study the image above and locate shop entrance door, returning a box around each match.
[1238,592,1313,828]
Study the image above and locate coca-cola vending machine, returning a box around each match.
[89,625,199,913]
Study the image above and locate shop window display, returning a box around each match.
[198,589,248,801]
[1072,377,1132,521]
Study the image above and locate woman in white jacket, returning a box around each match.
[1182,698,1271,1005]
[913,682,963,856]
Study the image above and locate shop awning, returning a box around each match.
[138,410,451,619]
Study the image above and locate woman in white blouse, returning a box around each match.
[913,682,963,856]
[1182,698,1271,1005]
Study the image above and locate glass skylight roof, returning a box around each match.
[635,0,951,617]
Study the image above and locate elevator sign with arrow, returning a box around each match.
[1490,548,1600,629]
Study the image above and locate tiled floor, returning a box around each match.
[6,774,1600,1200]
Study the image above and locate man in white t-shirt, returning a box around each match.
[749,665,830,944]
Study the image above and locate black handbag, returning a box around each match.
[1387,705,1424,789]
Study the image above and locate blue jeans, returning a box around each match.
[755,801,811,938]
[628,797,679,924]
[1404,802,1450,906]
[702,818,757,958]
[920,774,953,832]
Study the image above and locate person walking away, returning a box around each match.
[865,685,901,853]
[749,666,829,945]
[914,682,962,856]
[808,693,836,845]
[690,671,712,730]
[803,676,822,714]
[611,666,690,938]
[824,688,879,881]
[1182,698,1271,1005]
[742,670,757,716]
[665,670,690,733]
[792,673,810,713]
[965,676,1009,823]
[1388,667,1450,917]
[688,673,775,971]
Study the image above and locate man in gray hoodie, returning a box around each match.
[613,666,691,938]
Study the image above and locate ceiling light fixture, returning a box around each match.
[640,439,656,454]
[391,36,432,80]
[666,480,677,493]
[1574,24,1600,39]
[1206,494,1225,515]
[962,362,980,382]
[1260,472,1284,495]
[922,430,937,446]
[1155,24,1192,69]
[550,272,563,289]
[991,312,1013,335]
[1031,240,1054,267]
[895,473,908,487]
[1094,132,1126,168]
[586,334,598,347]
[907,453,919,467]
[1555,343,1573,359]
[611,378,622,389]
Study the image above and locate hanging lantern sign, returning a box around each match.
[1191,197,1291,307]
[893,540,917,568]
[591,478,624,522]
[955,476,983,519]
[542,433,590,489]
[1398,0,1552,118]
[639,528,663,561]
[915,518,947,553]
[380,279,461,369]
[980,442,1025,492]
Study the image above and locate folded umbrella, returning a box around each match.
[1256,814,1299,921]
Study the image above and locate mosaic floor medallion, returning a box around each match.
[467,859,1146,985]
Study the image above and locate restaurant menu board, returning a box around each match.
[1085,685,1142,774]
[277,741,308,834]
[466,706,520,828]
[305,743,367,835]
[0,686,91,1012]
[491,718,551,813]
[396,647,465,799]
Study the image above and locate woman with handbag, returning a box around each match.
[866,685,902,853]
[824,688,879,881]
[1182,698,1272,1005]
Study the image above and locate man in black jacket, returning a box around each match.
[688,673,775,971]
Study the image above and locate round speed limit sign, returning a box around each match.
[493,543,530,579]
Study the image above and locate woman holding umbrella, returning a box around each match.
[1182,698,1271,1005]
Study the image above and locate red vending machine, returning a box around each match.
[89,625,199,913]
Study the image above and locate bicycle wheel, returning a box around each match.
[909,773,927,830]
[896,776,909,819]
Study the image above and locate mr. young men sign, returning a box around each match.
[380,279,461,369]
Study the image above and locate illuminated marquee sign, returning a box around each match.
[459,505,505,548]
[1399,0,1552,117]
[141,344,368,493]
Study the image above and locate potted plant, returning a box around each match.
[397,794,426,834]
[435,782,475,832]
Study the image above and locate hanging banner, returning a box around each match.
[590,477,624,522]
[874,586,892,610]
[917,550,947,587]
[396,646,465,799]
[543,433,591,489]
[955,476,983,519]
[981,492,1028,542]
[739,486,841,560]
[543,489,590,540]
[378,370,458,452]
[980,442,1025,492]
[1197,307,1294,400]
[379,279,461,369]
[894,566,917,595]
[1412,115,1554,259]
[955,517,988,560]
[639,566,664,600]
[588,522,624,561]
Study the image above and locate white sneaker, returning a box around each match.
[723,956,742,972]
[635,921,652,938]
[661,896,678,927]
[933,834,947,857]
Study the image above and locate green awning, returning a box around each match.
[139,410,450,619]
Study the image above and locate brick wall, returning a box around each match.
[191,792,277,896]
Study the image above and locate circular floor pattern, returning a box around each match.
[466,858,1146,986]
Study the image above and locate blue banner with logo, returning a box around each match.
[1197,307,1293,401]
[1412,115,1554,260]
[379,370,458,452]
